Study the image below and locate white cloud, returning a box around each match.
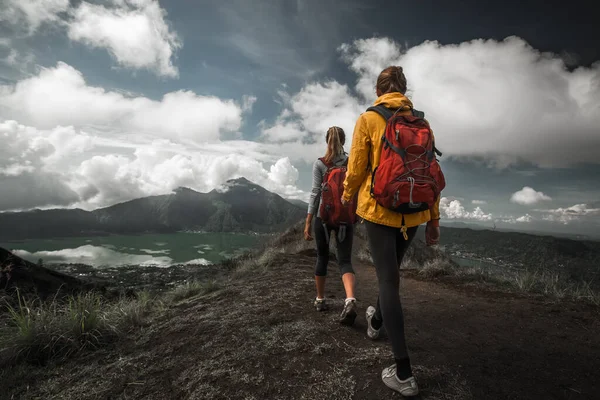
[497,214,533,224]
[1,0,181,77]
[1,0,69,34]
[270,36,600,168]
[472,200,487,205]
[0,62,242,142]
[261,81,363,146]
[516,214,533,223]
[538,204,600,224]
[72,150,308,209]
[440,197,493,221]
[68,0,181,77]
[510,186,552,205]
[0,119,308,211]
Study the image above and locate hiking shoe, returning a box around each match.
[314,298,329,312]
[381,364,419,397]
[339,299,357,326]
[366,305,381,339]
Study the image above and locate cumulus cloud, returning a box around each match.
[440,197,493,221]
[0,62,242,142]
[0,0,69,34]
[516,214,533,223]
[68,0,181,77]
[496,214,533,224]
[0,119,308,211]
[510,186,552,205]
[538,203,600,224]
[342,37,600,167]
[1,0,180,77]
[268,36,600,168]
[72,150,308,209]
[439,197,532,224]
[261,81,363,146]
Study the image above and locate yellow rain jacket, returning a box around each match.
[342,92,441,229]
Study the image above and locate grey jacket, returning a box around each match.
[307,154,349,218]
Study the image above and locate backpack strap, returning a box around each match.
[366,105,394,121]
[411,109,425,118]
[366,105,425,120]
[318,157,332,169]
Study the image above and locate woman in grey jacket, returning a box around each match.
[303,126,357,326]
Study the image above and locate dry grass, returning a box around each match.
[0,289,157,365]
[168,280,221,302]
[0,279,223,366]
[405,252,600,305]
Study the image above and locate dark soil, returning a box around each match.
[3,249,599,400]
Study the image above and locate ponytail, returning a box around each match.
[323,126,345,164]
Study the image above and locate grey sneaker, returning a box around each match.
[339,299,357,326]
[366,305,381,339]
[314,298,329,312]
[381,364,419,397]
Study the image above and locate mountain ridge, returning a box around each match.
[0,178,306,241]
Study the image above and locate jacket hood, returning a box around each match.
[373,92,413,110]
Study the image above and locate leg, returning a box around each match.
[313,218,329,299]
[365,221,417,379]
[396,226,418,266]
[372,226,418,325]
[336,223,355,299]
[336,223,358,325]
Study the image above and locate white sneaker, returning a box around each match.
[381,364,419,396]
[365,305,381,339]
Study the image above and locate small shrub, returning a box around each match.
[540,272,569,299]
[572,280,600,306]
[514,269,539,292]
[419,258,453,279]
[169,280,221,302]
[356,246,372,263]
[112,290,155,329]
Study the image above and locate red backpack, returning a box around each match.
[319,157,358,229]
[367,105,446,215]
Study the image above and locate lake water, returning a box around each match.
[2,232,265,268]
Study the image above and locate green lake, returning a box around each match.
[2,232,266,268]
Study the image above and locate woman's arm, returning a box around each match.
[343,115,370,202]
[304,160,323,240]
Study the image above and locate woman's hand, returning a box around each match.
[341,196,349,207]
[425,221,440,246]
[304,216,313,241]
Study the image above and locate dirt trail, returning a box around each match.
[5,250,600,400]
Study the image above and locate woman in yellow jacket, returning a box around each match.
[342,66,441,397]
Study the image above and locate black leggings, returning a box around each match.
[365,220,418,360]
[313,217,354,277]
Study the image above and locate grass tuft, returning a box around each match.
[1,288,157,365]
[168,280,221,302]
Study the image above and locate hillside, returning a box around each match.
[286,198,309,209]
[439,226,600,283]
[0,178,305,241]
[3,227,599,400]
